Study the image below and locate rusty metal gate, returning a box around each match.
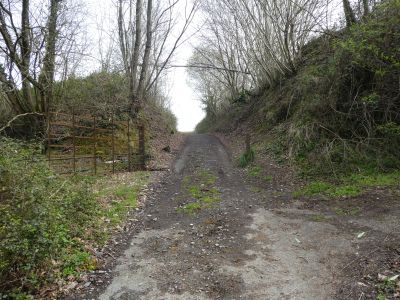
[46,111,145,175]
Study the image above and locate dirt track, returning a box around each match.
[76,134,399,300]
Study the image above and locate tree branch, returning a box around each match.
[0,113,44,133]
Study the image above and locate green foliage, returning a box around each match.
[188,185,202,199]
[54,72,129,116]
[179,202,202,214]
[61,251,97,277]
[294,171,400,198]
[245,164,273,182]
[377,277,398,299]
[248,165,262,177]
[239,148,255,168]
[0,138,99,296]
[104,185,138,225]
[263,175,273,182]
[293,181,332,197]
[348,171,400,186]
[329,185,361,197]
[52,71,177,135]
[0,139,149,298]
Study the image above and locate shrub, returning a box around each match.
[0,138,99,296]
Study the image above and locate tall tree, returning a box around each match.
[38,0,61,113]
[0,0,61,115]
[343,0,356,27]
[116,0,198,119]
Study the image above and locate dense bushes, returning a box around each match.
[0,138,99,296]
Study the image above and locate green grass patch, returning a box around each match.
[104,186,138,225]
[349,172,400,187]
[239,148,255,168]
[245,164,273,184]
[263,175,273,182]
[61,251,97,277]
[188,185,202,199]
[198,170,217,185]
[178,202,202,214]
[293,181,332,197]
[178,169,221,214]
[329,185,361,197]
[96,173,148,228]
[293,171,400,198]
[248,165,262,177]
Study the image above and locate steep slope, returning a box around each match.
[197,0,400,176]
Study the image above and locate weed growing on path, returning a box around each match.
[245,164,274,184]
[178,169,221,214]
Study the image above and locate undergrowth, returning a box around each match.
[0,138,148,298]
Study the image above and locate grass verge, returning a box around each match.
[293,171,400,198]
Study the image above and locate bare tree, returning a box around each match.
[116,0,198,119]
[0,0,88,119]
[189,0,332,113]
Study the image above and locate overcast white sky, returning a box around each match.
[84,0,204,132]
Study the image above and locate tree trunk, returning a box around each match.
[38,0,60,113]
[137,0,153,101]
[130,0,143,118]
[118,0,129,74]
[362,0,370,17]
[21,0,33,112]
[343,0,356,27]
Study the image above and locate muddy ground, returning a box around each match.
[69,133,399,300]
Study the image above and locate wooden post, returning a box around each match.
[93,115,97,175]
[112,114,115,174]
[127,119,132,172]
[72,109,76,174]
[138,125,145,170]
[245,133,251,153]
[47,111,51,165]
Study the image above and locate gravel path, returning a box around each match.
[83,134,357,299]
